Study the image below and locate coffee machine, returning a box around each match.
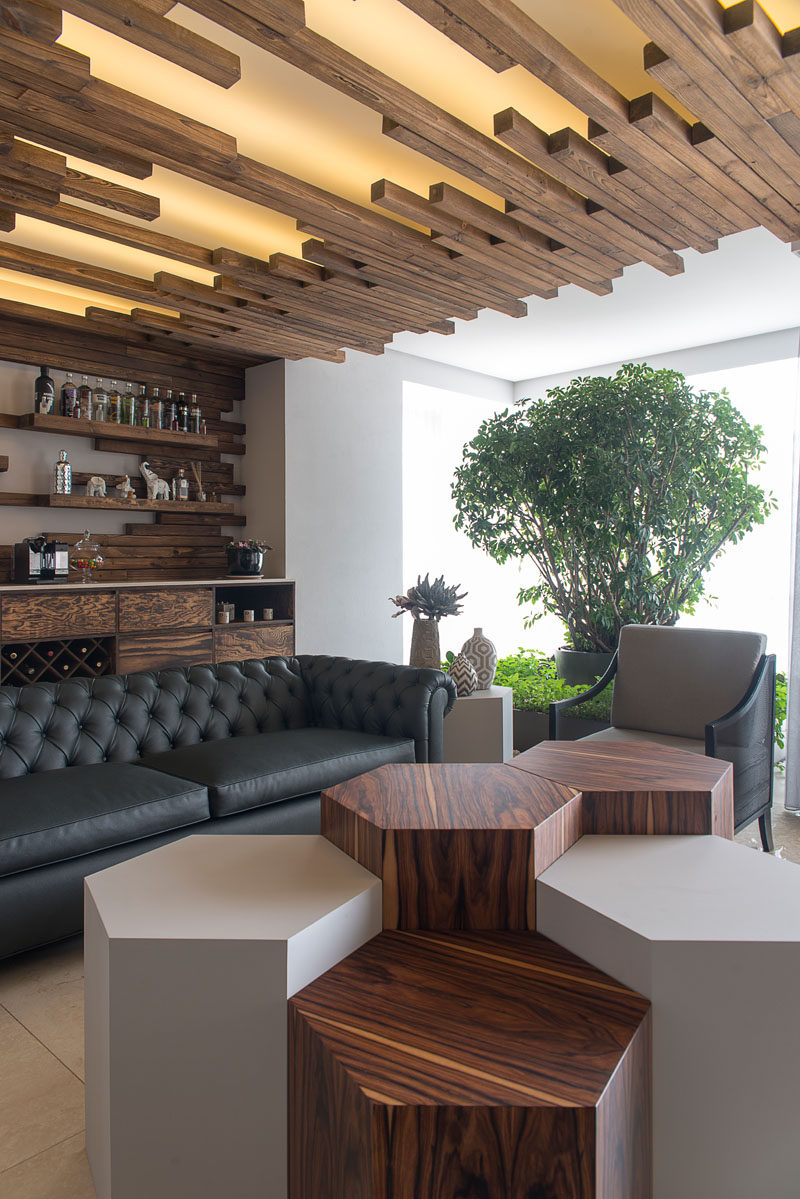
[13,535,69,583]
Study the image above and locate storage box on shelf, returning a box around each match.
[0,579,295,681]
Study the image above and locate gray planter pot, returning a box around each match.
[513,709,610,754]
[554,647,614,686]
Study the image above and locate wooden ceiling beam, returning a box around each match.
[494,110,695,267]
[398,0,515,70]
[423,181,620,291]
[60,169,161,221]
[0,94,154,177]
[3,137,66,182]
[0,176,60,206]
[0,206,15,231]
[0,0,62,41]
[397,0,750,236]
[0,27,91,94]
[6,197,213,270]
[178,0,305,40]
[627,91,800,239]
[58,0,241,88]
[617,0,800,205]
[0,241,167,306]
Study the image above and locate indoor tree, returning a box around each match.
[451,363,774,653]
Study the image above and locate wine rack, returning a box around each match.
[1,637,114,685]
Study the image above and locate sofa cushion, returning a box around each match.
[139,727,416,817]
[0,763,210,878]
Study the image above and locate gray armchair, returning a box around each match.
[549,625,776,851]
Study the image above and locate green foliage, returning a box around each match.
[452,363,775,652]
[493,648,612,721]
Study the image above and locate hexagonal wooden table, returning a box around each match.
[289,929,652,1199]
[510,740,733,838]
[322,763,582,930]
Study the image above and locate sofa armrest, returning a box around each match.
[296,656,457,763]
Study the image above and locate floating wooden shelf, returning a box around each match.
[46,494,236,515]
[16,412,219,449]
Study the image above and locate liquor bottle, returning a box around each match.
[92,378,108,423]
[151,387,162,430]
[61,371,77,418]
[77,375,92,420]
[178,393,189,433]
[106,381,121,424]
[123,382,136,426]
[169,403,179,432]
[190,394,201,434]
[34,366,55,414]
[138,384,149,428]
[53,448,72,495]
[174,467,189,500]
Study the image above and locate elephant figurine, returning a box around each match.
[85,476,107,497]
[140,461,170,501]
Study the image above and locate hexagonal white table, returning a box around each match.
[84,835,382,1199]
[537,835,800,1199]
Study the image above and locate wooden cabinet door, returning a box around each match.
[214,623,294,663]
[117,630,214,673]
[1,591,116,639]
[118,588,213,631]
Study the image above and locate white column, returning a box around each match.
[85,835,382,1199]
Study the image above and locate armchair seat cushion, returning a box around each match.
[139,727,416,817]
[0,764,210,878]
[580,726,706,755]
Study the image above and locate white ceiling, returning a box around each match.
[390,227,800,382]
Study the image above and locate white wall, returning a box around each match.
[241,359,286,577]
[245,349,510,661]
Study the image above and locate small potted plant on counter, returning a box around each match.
[226,538,272,577]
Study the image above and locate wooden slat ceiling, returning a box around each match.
[0,0,799,366]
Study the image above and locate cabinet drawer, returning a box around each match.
[117,630,214,673]
[214,623,294,663]
[1,591,116,639]
[118,588,213,632]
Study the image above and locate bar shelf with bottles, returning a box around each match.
[29,368,213,441]
[0,636,114,684]
[16,412,218,450]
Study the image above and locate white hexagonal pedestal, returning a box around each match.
[84,835,382,1199]
[537,835,800,1199]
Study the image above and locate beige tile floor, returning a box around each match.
[1,775,798,1198]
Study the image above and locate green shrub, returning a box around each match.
[493,649,612,721]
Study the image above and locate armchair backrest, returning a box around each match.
[611,625,767,740]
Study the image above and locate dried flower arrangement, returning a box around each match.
[389,573,467,622]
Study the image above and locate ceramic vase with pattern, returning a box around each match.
[409,618,441,670]
[461,627,498,690]
[448,651,478,698]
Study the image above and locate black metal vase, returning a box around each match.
[226,547,264,576]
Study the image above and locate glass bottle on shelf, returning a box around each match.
[177,393,189,432]
[174,467,189,500]
[190,395,201,433]
[61,371,77,418]
[34,366,55,414]
[76,375,92,420]
[138,384,149,428]
[105,380,120,424]
[151,387,163,430]
[53,448,72,495]
[123,382,136,426]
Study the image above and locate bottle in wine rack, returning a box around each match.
[61,371,77,418]
[34,366,56,414]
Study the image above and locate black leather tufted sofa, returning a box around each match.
[0,654,456,958]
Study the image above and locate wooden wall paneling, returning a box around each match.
[58,0,242,88]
